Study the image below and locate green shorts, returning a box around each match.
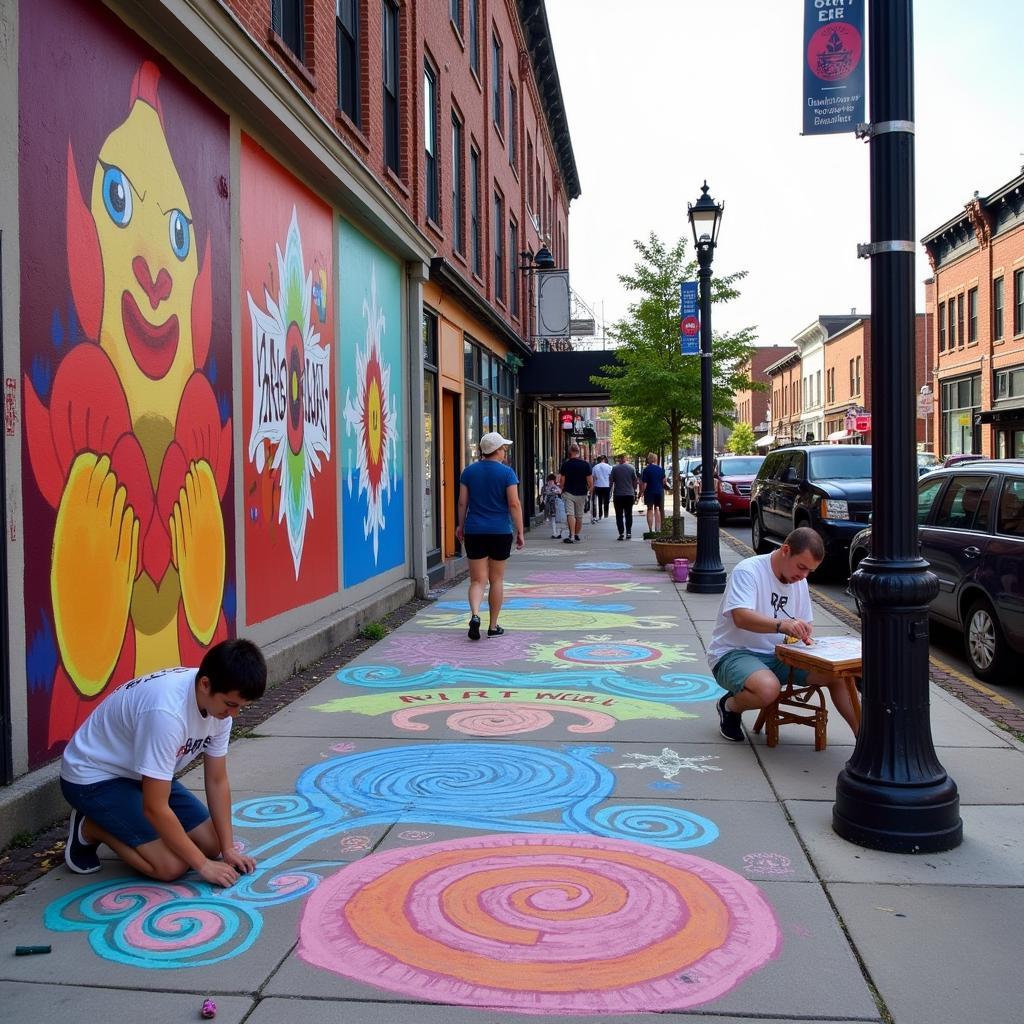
[711,649,810,696]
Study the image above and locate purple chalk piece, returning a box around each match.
[200,997,217,1019]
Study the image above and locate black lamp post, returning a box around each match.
[834,0,961,852]
[686,182,727,595]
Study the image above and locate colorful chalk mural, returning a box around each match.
[299,833,780,1013]
[339,219,405,585]
[528,634,699,672]
[419,607,679,631]
[240,135,337,623]
[19,0,233,764]
[374,630,545,667]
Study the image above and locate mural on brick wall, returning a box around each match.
[339,219,405,586]
[19,0,233,765]
[240,135,337,623]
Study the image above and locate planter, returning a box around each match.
[651,538,698,566]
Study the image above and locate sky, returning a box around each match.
[544,0,1024,349]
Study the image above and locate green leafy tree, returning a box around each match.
[592,233,756,539]
[725,421,757,455]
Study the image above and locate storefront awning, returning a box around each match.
[976,405,1024,425]
[755,434,775,447]
[827,429,856,441]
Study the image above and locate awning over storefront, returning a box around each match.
[827,429,857,441]
[755,434,775,447]
[976,404,1024,425]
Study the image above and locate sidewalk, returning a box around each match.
[2,512,1022,1023]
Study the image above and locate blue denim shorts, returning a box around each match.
[60,776,210,848]
[711,649,810,696]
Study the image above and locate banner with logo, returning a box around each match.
[679,281,700,356]
[803,0,865,135]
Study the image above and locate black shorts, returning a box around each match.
[645,493,665,511]
[464,533,514,561]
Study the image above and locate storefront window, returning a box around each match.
[422,309,441,560]
[462,334,515,467]
[464,387,478,461]
[941,374,981,456]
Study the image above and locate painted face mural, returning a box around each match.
[20,1,232,764]
[241,136,338,623]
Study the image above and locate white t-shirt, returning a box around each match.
[706,553,813,668]
[592,462,613,487]
[61,667,232,785]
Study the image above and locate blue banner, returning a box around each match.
[803,0,864,135]
[680,281,700,356]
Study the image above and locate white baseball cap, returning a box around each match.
[479,431,513,454]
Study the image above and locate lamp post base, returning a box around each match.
[685,569,728,594]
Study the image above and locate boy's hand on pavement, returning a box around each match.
[222,847,256,875]
[199,858,240,888]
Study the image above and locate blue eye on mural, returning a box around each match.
[101,164,133,227]
[168,209,192,260]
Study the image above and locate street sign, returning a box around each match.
[855,414,871,433]
[680,281,699,355]
[917,393,934,417]
[569,318,596,336]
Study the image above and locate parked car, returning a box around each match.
[917,452,941,476]
[668,456,700,495]
[683,460,703,511]
[693,455,765,522]
[942,452,985,468]
[749,444,873,569]
[848,460,1024,682]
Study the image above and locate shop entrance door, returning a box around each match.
[442,391,461,558]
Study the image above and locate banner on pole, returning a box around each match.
[803,0,865,135]
[680,281,700,356]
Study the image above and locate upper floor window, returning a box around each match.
[424,61,439,222]
[272,0,305,61]
[526,135,534,210]
[494,189,505,302]
[491,33,503,134]
[956,293,965,347]
[947,296,956,348]
[451,113,465,254]
[468,0,480,76]
[509,217,519,317]
[470,146,482,276]
[993,276,1004,340]
[938,300,946,351]
[1015,269,1024,335]
[968,286,978,343]
[336,0,360,123]
[995,365,1024,400]
[450,0,463,35]
[382,1,400,173]
[508,80,518,169]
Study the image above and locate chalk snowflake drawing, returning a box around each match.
[742,853,795,877]
[617,749,722,781]
[528,634,699,673]
[374,631,543,667]
[343,264,398,561]
[246,206,332,576]
[299,833,781,1013]
[44,743,721,968]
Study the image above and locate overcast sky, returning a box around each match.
[544,0,1024,348]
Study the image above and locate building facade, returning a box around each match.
[923,169,1024,459]
[733,345,794,444]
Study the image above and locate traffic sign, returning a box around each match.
[855,414,871,433]
[917,393,934,416]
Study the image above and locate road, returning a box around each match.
[714,516,1024,715]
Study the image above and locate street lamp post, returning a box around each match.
[834,0,962,852]
[686,182,727,594]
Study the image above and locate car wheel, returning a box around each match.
[963,598,1009,682]
[751,509,771,554]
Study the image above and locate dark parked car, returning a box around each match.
[942,453,985,468]
[749,445,872,568]
[848,460,1024,682]
[693,455,765,521]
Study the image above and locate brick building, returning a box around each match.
[733,345,795,443]
[765,349,803,447]
[923,169,1024,458]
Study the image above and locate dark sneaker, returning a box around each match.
[617,534,624,541]
[563,537,575,544]
[626,532,631,540]
[717,694,745,742]
[487,625,505,637]
[574,535,581,543]
[65,809,101,874]
[468,615,481,641]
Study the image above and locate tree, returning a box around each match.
[592,233,756,539]
[726,422,757,455]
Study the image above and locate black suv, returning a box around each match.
[848,460,1024,682]
[749,444,872,566]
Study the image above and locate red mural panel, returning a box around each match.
[19,0,234,766]
[240,135,338,622]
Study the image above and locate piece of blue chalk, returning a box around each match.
[15,945,52,956]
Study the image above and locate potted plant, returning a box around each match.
[650,516,697,565]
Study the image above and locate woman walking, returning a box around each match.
[456,432,525,639]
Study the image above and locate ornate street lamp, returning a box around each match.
[686,182,727,594]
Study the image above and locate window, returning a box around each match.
[526,135,534,210]
[491,33,503,133]
[956,293,964,347]
[995,365,1024,400]
[968,287,978,342]
[826,367,835,404]
[424,61,439,221]
[855,356,862,395]
[940,374,981,456]
[450,0,462,35]
[508,81,517,168]
[382,1,400,173]
[993,276,1004,340]
[938,301,946,351]
[947,296,956,348]
[816,369,822,405]
[470,145,481,276]
[468,0,480,76]
[916,477,946,524]
[451,113,464,254]
[849,358,855,395]
[464,336,514,465]
[509,217,519,316]
[1015,269,1024,335]
[493,189,505,302]
[272,0,304,60]
[933,476,993,532]
[996,478,1024,537]
[336,0,360,122]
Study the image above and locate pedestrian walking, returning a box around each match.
[609,453,639,540]
[639,452,666,534]
[591,455,612,522]
[540,473,563,538]
[60,639,267,884]
[557,443,593,544]
[456,431,525,639]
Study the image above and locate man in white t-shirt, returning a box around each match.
[590,455,613,522]
[707,527,860,742]
[60,638,267,886]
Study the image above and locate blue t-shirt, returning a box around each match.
[461,460,519,534]
[640,463,666,496]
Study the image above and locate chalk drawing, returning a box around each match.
[375,631,542,667]
[527,635,699,673]
[742,853,795,877]
[298,833,781,1013]
[418,609,678,632]
[617,749,722,780]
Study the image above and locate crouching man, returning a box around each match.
[60,638,267,886]
[708,527,860,742]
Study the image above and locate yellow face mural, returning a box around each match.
[91,99,198,465]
